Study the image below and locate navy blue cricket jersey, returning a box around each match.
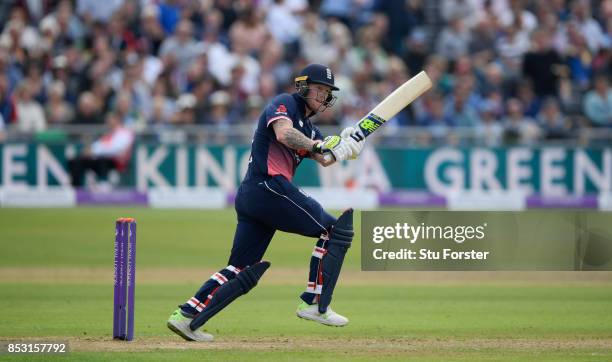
[243,93,324,183]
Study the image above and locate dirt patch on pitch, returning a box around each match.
[3,336,611,353]
[1,266,612,286]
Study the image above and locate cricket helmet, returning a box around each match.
[295,64,340,92]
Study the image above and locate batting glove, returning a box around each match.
[340,126,365,142]
[312,135,352,162]
[340,126,365,159]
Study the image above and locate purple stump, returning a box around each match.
[113,221,122,339]
[119,222,129,339]
[126,221,136,341]
[113,218,136,341]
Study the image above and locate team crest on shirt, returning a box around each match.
[275,104,288,115]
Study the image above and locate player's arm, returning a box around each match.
[272,118,317,151]
[272,118,352,166]
[272,119,335,167]
[309,126,336,167]
[310,151,335,167]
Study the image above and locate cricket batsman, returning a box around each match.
[167,64,365,341]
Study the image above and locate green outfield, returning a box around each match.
[0,208,611,361]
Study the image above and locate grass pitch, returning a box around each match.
[0,208,611,361]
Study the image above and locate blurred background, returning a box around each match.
[0,0,611,208]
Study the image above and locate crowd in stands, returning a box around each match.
[0,0,610,146]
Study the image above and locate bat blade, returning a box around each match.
[322,71,432,162]
[356,71,432,137]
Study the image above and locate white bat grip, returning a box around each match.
[323,153,334,162]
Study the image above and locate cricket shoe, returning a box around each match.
[296,301,349,327]
[167,309,214,342]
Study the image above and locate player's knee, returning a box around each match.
[330,208,354,245]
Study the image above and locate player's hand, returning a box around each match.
[340,126,365,142]
[311,135,339,154]
[340,126,365,159]
[312,135,352,162]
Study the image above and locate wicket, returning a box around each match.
[113,218,136,341]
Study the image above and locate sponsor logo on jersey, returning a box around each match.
[275,104,288,115]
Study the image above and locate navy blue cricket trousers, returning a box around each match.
[228,175,337,268]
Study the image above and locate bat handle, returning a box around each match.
[323,153,334,162]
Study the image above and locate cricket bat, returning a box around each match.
[324,70,432,161]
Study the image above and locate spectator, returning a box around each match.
[207,90,232,126]
[441,0,479,28]
[158,0,181,34]
[150,95,175,126]
[374,0,423,55]
[475,100,504,146]
[436,15,470,61]
[0,49,20,95]
[15,81,46,133]
[522,30,565,98]
[113,91,141,129]
[54,0,86,45]
[418,92,455,140]
[479,62,508,98]
[570,0,606,53]
[319,0,353,26]
[45,81,74,124]
[90,79,115,115]
[48,54,81,105]
[259,39,292,88]
[538,97,572,139]
[468,18,498,65]
[0,74,14,125]
[191,77,215,124]
[74,91,103,124]
[445,83,480,127]
[347,24,390,80]
[402,29,428,75]
[229,5,268,58]
[265,0,302,46]
[77,0,124,24]
[67,112,134,187]
[583,74,612,127]
[299,11,335,65]
[159,19,203,73]
[201,7,229,47]
[502,98,540,145]
[516,79,541,118]
[496,24,530,77]
[0,0,609,148]
[138,5,165,56]
[201,29,233,87]
[565,21,593,90]
[539,7,567,54]
[500,0,537,35]
[172,93,197,124]
[244,94,263,125]
[106,12,137,53]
